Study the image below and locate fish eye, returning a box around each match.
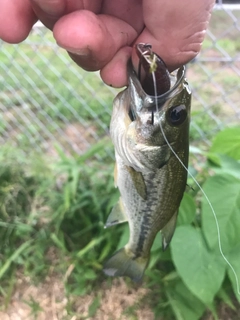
[167,105,187,126]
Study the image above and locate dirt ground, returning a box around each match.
[1,273,240,320]
[0,275,155,320]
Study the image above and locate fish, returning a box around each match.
[103,43,191,282]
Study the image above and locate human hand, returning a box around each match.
[0,0,215,87]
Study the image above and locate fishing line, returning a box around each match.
[151,70,240,295]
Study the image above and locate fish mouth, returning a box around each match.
[127,59,186,115]
[136,43,171,96]
[128,59,185,100]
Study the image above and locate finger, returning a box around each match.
[30,0,102,29]
[0,0,37,43]
[100,46,132,87]
[30,0,66,29]
[101,0,143,34]
[131,27,204,72]
[53,10,137,71]
[132,0,215,72]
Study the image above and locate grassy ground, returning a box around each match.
[0,144,240,320]
[0,8,240,320]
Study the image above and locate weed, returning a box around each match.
[23,296,43,320]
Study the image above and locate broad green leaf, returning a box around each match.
[166,280,205,320]
[201,174,240,252]
[178,193,196,226]
[171,225,225,304]
[210,127,240,160]
[208,154,240,180]
[207,152,222,167]
[227,242,240,302]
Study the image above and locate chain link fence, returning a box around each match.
[0,5,240,158]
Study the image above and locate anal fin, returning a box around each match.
[161,210,178,251]
[105,198,128,228]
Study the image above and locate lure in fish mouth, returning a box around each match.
[103,43,192,282]
[136,43,171,96]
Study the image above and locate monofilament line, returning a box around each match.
[151,71,240,295]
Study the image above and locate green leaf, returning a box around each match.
[178,193,196,226]
[207,152,222,167]
[76,236,105,259]
[201,174,240,252]
[0,240,33,280]
[76,138,112,164]
[166,280,205,320]
[84,269,97,280]
[210,127,240,160]
[171,225,225,304]
[116,225,129,250]
[208,154,240,180]
[217,287,236,310]
[88,295,101,318]
[227,242,240,302]
[163,271,179,282]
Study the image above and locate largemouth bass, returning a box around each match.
[103,43,191,282]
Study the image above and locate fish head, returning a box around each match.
[127,61,191,146]
[124,61,191,170]
[110,45,191,171]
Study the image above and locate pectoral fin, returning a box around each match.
[126,166,147,200]
[161,211,178,251]
[105,198,128,228]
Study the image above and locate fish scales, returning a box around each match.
[103,44,191,282]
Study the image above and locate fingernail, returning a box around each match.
[56,43,90,56]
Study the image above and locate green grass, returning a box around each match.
[0,141,119,293]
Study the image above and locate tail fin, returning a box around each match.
[103,247,149,282]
